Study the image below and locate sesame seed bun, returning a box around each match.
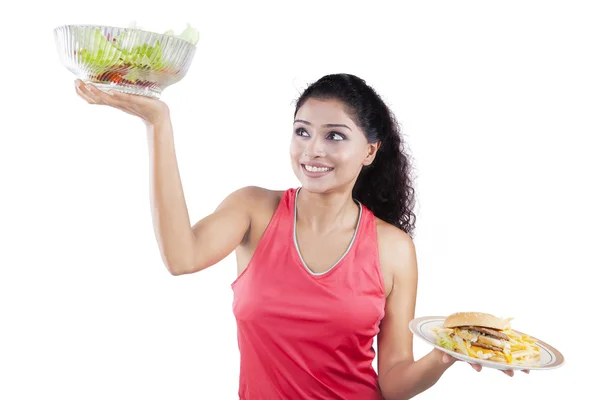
[442,312,511,330]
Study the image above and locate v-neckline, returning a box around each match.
[292,187,363,276]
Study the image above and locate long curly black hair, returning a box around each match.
[294,73,417,238]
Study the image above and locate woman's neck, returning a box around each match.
[295,187,360,234]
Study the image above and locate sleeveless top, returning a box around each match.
[231,187,386,399]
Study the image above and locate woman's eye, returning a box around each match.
[328,132,345,141]
[295,128,309,137]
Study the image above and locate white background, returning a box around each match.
[1,1,598,399]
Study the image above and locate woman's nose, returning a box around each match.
[304,137,326,158]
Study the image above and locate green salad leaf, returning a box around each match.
[74,23,198,73]
[113,30,167,70]
[75,28,124,69]
[436,335,455,351]
[168,23,200,46]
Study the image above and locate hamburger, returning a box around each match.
[432,312,541,365]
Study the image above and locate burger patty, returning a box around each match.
[464,326,510,341]
[471,342,504,352]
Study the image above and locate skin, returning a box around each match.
[74,80,528,399]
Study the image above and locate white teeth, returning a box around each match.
[304,165,332,173]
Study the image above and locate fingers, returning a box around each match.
[74,79,123,105]
[468,363,482,372]
[501,368,530,376]
[84,81,117,105]
[441,353,455,364]
[72,79,169,125]
[74,79,108,105]
[434,349,524,377]
[73,79,142,117]
[75,83,96,104]
[441,353,482,373]
[502,368,530,377]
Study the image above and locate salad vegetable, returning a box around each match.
[72,22,199,83]
[164,23,199,46]
[435,334,455,351]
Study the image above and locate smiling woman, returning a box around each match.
[72,72,513,400]
[290,74,416,236]
[226,74,424,399]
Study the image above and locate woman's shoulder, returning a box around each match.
[233,186,292,248]
[372,217,417,297]
[233,186,288,204]
[374,217,413,246]
[375,217,416,264]
[231,186,292,216]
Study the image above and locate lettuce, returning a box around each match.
[74,28,124,69]
[171,23,199,46]
[124,20,198,45]
[74,23,198,73]
[436,334,455,351]
[125,21,198,45]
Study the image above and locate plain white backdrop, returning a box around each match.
[1,1,598,399]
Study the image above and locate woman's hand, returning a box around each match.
[73,79,170,126]
[435,348,530,377]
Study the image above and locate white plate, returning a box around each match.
[409,316,565,371]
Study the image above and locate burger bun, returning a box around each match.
[443,312,511,330]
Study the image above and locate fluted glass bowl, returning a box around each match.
[54,25,197,98]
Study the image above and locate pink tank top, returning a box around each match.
[231,188,386,399]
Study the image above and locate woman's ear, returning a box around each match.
[363,141,381,166]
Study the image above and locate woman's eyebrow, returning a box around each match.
[294,119,352,131]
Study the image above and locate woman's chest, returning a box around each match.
[233,269,385,337]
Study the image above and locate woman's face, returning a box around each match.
[290,98,379,194]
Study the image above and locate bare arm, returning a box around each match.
[74,80,255,276]
[147,120,256,276]
[146,119,196,274]
[377,225,452,400]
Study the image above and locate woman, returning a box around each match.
[74,73,525,399]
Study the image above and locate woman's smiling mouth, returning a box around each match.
[301,163,334,177]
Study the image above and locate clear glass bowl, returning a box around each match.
[54,25,197,98]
